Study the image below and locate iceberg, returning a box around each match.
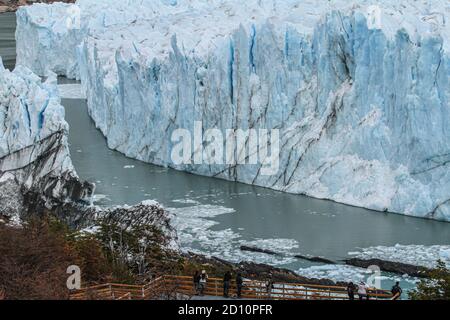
[0,59,93,222]
[15,0,450,221]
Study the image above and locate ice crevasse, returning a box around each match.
[14,0,450,221]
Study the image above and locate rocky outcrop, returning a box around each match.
[240,245,279,256]
[240,245,337,264]
[85,200,177,241]
[294,255,336,265]
[344,258,430,278]
[0,0,74,13]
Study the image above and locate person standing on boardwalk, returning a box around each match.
[236,273,243,298]
[223,271,232,298]
[347,282,356,300]
[193,271,201,295]
[199,270,208,296]
[391,282,403,300]
[358,281,369,300]
[266,272,274,298]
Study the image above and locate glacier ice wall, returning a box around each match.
[0,59,93,222]
[15,0,450,221]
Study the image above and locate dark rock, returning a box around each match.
[240,245,279,255]
[344,258,430,278]
[0,0,75,13]
[295,254,336,264]
[211,256,236,268]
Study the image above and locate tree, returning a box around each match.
[0,217,77,299]
[0,216,114,299]
[0,203,176,299]
[409,260,450,300]
[94,220,168,283]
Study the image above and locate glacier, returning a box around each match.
[0,58,93,223]
[14,0,450,221]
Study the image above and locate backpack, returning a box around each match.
[391,285,401,295]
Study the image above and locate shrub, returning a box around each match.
[409,260,450,300]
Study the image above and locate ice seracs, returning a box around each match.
[15,0,450,221]
[0,60,93,223]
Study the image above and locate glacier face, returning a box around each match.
[15,0,450,221]
[0,59,93,222]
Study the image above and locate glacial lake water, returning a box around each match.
[0,12,15,71]
[62,86,450,270]
[61,87,450,291]
[2,13,449,291]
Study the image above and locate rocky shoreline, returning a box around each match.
[0,0,74,13]
[182,252,349,287]
[240,245,336,264]
[344,258,431,278]
[239,244,433,279]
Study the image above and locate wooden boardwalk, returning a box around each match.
[70,275,393,300]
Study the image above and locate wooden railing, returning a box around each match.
[70,276,171,300]
[163,275,393,300]
[70,275,394,300]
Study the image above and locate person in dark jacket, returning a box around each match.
[236,273,243,298]
[391,282,403,300]
[346,282,356,300]
[266,272,274,298]
[223,271,232,297]
[193,271,201,295]
[199,270,208,296]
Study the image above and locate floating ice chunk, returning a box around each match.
[172,199,201,205]
[297,264,419,286]
[349,245,450,269]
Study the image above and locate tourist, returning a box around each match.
[223,271,232,298]
[358,281,369,300]
[199,270,208,296]
[236,273,243,298]
[266,272,274,298]
[347,282,356,300]
[391,282,403,300]
[193,270,200,295]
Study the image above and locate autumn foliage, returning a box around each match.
[0,218,76,299]
[0,217,112,300]
[0,209,177,300]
